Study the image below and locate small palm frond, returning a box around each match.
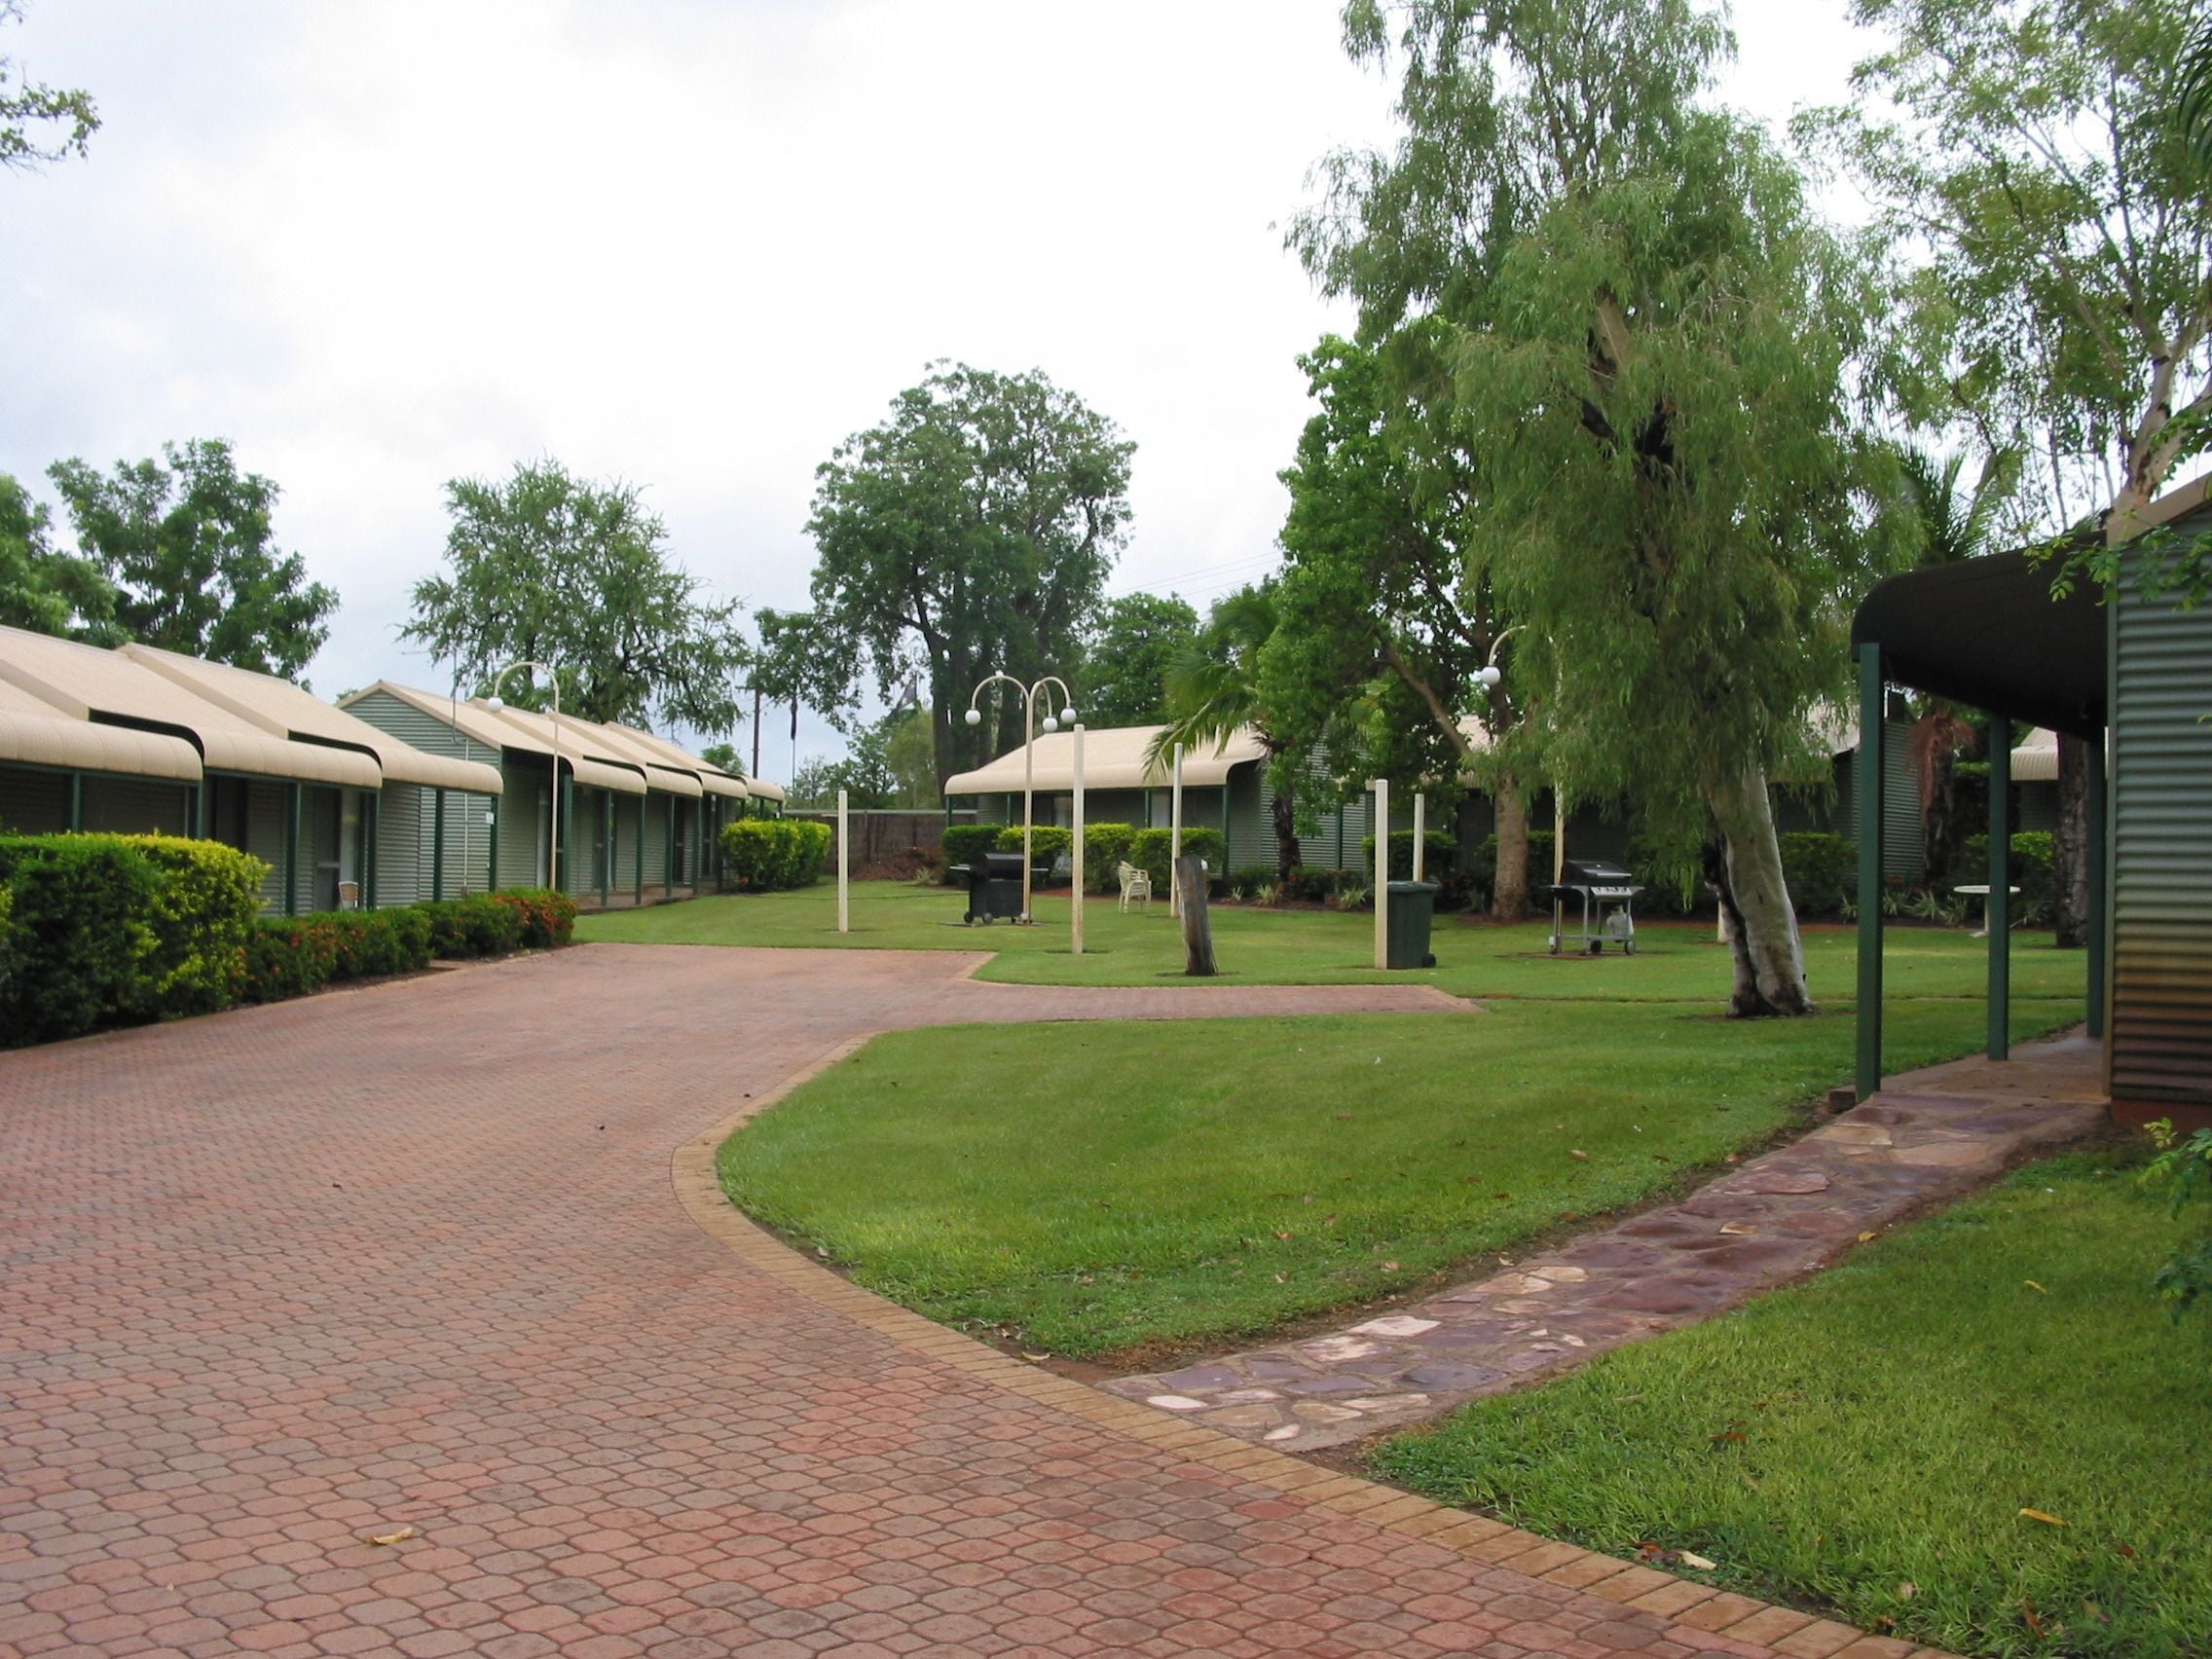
[1905,708,1980,811]
[2181,19,2212,175]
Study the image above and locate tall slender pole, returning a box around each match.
[1071,723,1086,956]
[1373,777,1389,970]
[2086,727,2108,1041]
[549,686,562,896]
[752,686,762,780]
[1988,716,2010,1060]
[1169,743,1185,916]
[1854,643,1885,1102]
[837,788,850,934]
[1412,793,1426,883]
[1020,689,1036,924]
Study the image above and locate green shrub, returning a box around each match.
[132,836,267,1015]
[1779,830,1856,919]
[243,917,340,1003]
[1080,822,1138,892]
[1357,829,1459,883]
[1960,830,2056,923]
[939,825,1001,871]
[1467,830,1556,911]
[993,826,1073,873]
[322,908,434,980]
[1228,864,1279,893]
[419,893,526,958]
[720,819,832,890]
[0,834,159,1044]
[1127,827,1225,893]
[491,887,576,947]
[1281,865,1343,903]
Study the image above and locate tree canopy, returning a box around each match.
[1077,593,1198,729]
[1,2,95,173]
[401,458,743,729]
[802,363,1133,785]
[1298,0,1912,1014]
[0,471,115,641]
[47,439,338,681]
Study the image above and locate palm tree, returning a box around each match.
[2181,18,2212,178]
[1897,447,2018,882]
[1148,585,1305,880]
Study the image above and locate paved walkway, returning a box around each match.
[1,944,1929,1658]
[1102,1035,2108,1452]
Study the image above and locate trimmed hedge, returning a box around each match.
[1358,829,1459,883]
[133,836,267,1016]
[1128,827,1225,892]
[490,887,576,948]
[0,834,161,1044]
[720,819,831,890]
[939,825,1002,871]
[1081,823,1138,892]
[994,826,1072,873]
[1961,830,2056,923]
[1779,830,1856,919]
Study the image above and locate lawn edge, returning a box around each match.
[668,1048,1961,1659]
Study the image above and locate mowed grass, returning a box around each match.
[717,989,2083,1360]
[1373,1153,2212,1659]
[586,879,2085,1006]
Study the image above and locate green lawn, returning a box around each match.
[718,983,2082,1360]
[587,879,2085,1006]
[1373,1153,2212,1659]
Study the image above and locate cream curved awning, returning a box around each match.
[125,645,502,794]
[745,778,786,804]
[2010,727,2059,783]
[565,755,648,796]
[942,724,1265,795]
[597,719,752,798]
[642,763,704,798]
[694,770,749,798]
[0,626,381,790]
[0,683,203,782]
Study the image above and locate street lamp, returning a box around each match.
[965,672,1076,923]
[483,661,561,892]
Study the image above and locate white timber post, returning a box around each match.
[1168,742,1186,918]
[1412,792,1426,883]
[1071,723,1086,956]
[836,788,849,934]
[1373,777,1389,971]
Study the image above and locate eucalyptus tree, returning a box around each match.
[1297,0,1911,1015]
[802,363,1133,786]
[1,2,95,173]
[1078,593,1199,729]
[1810,0,2212,947]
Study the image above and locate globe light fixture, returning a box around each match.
[483,695,506,712]
[1060,706,1077,724]
[1041,717,1058,733]
[965,670,1078,925]
[964,707,981,726]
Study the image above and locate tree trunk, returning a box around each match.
[1702,754,1813,1017]
[1177,854,1217,977]
[2052,732,2088,949]
[1491,778,1530,920]
[1270,782,1301,883]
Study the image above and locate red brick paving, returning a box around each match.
[1,942,1791,1658]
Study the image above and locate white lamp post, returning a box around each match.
[964,673,1077,925]
[483,660,561,892]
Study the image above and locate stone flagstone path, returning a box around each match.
[1102,1033,2108,1452]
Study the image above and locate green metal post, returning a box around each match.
[1988,717,2010,1060]
[285,782,302,917]
[635,795,645,904]
[66,771,82,832]
[488,790,499,892]
[601,790,612,906]
[1854,643,1884,1102]
[198,779,213,839]
[667,795,677,896]
[365,793,379,909]
[432,789,447,903]
[2086,729,2107,1041]
[559,770,573,894]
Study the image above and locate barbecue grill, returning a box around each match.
[1547,858,1643,956]
[950,850,1051,924]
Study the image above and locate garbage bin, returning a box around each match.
[1385,879,1438,969]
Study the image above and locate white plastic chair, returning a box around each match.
[1117,861,1153,913]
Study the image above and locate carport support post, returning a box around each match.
[1373,777,1389,971]
[488,792,499,892]
[432,789,447,903]
[666,796,677,898]
[836,789,849,934]
[601,792,612,907]
[559,770,573,894]
[1854,643,1884,1102]
[285,782,302,917]
[2086,730,2107,1039]
[635,797,645,905]
[1988,717,2010,1060]
[1070,724,1086,955]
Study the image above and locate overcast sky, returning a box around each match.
[3,0,1871,778]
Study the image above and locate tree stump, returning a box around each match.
[1178,854,1216,977]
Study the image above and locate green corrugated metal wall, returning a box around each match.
[0,766,68,831]
[2108,539,2212,1112]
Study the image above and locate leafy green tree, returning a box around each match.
[0,471,115,640]
[1812,0,2212,950]
[790,751,893,810]
[2183,20,2212,176]
[1077,593,1198,728]
[2,2,95,173]
[1298,0,1910,1015]
[402,458,743,728]
[1268,334,1537,916]
[803,363,1133,786]
[48,440,337,680]
[1151,585,1306,880]
[880,705,940,808]
[699,742,745,778]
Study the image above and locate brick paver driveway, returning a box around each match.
[1,944,1801,1659]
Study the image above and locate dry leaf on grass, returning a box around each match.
[2019,1508,2068,1527]
[1678,1551,1717,1571]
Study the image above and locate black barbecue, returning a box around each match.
[1547,858,1642,956]
[949,850,1053,925]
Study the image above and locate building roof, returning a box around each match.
[943,724,1268,795]
[345,682,649,796]
[600,720,752,799]
[2011,725,2059,783]
[124,645,502,795]
[0,673,205,781]
[0,625,383,789]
